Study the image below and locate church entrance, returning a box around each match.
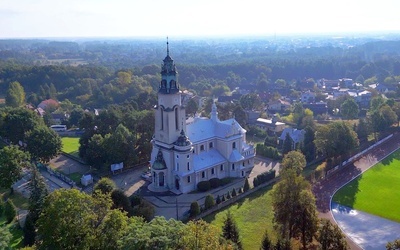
[159,172,165,187]
[175,178,180,190]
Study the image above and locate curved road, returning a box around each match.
[312,132,400,250]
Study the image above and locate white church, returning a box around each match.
[149,42,255,194]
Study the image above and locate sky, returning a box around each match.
[1,0,400,39]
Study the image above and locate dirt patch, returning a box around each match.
[49,154,90,175]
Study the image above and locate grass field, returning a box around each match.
[333,149,400,222]
[204,186,277,250]
[61,137,80,158]
[0,216,24,249]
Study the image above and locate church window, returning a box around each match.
[187,162,190,171]
[242,162,245,167]
[211,168,215,175]
[232,164,235,170]
[176,155,179,158]
[232,142,236,149]
[160,108,164,130]
[220,164,224,171]
[187,155,190,158]
[202,171,205,178]
[187,176,191,183]
[242,171,244,177]
[175,108,179,130]
[200,145,205,151]
[209,142,213,148]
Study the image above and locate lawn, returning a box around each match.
[0,189,29,210]
[204,186,277,250]
[61,137,80,158]
[333,149,400,222]
[0,216,24,249]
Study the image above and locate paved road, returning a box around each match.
[313,132,400,250]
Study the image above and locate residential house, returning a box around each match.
[278,128,305,150]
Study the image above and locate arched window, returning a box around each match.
[200,145,205,151]
[232,142,236,149]
[161,108,164,130]
[175,107,179,130]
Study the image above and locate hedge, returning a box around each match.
[253,170,276,187]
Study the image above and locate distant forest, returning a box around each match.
[1,36,400,109]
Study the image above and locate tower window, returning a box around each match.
[209,142,213,148]
[202,171,205,178]
[220,164,224,171]
[160,108,164,130]
[175,108,179,130]
[200,145,205,151]
[187,176,191,183]
[187,162,190,171]
[232,164,235,170]
[232,142,236,149]
[211,168,215,175]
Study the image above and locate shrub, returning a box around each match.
[130,195,142,207]
[232,188,237,197]
[256,144,281,160]
[204,194,215,210]
[221,195,226,202]
[216,195,221,204]
[226,191,232,199]
[133,200,155,222]
[253,177,259,187]
[220,177,233,186]
[243,178,250,192]
[238,187,243,194]
[189,201,200,217]
[255,170,276,185]
[209,178,221,189]
[197,181,211,192]
[4,199,16,224]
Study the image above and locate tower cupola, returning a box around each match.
[159,38,179,94]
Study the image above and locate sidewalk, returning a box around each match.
[143,156,279,220]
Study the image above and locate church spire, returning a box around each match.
[167,36,169,57]
[159,38,179,94]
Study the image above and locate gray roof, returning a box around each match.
[279,128,305,144]
[186,117,245,143]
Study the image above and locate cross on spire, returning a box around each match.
[166,36,169,56]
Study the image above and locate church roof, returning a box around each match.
[193,149,226,172]
[229,149,245,162]
[186,117,246,143]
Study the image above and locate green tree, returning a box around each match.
[25,126,62,163]
[233,105,247,128]
[260,230,272,250]
[0,199,3,216]
[37,188,128,250]
[190,201,200,218]
[356,118,369,142]
[318,219,348,250]
[0,145,30,191]
[93,178,117,195]
[0,225,12,249]
[297,190,319,249]
[111,189,133,215]
[315,121,359,164]
[240,93,261,110]
[301,125,316,162]
[369,104,397,139]
[222,210,242,249]
[104,124,136,167]
[28,167,49,223]
[281,151,307,176]
[5,81,25,107]
[23,213,36,246]
[4,199,16,224]
[1,107,43,144]
[340,98,359,119]
[204,194,215,210]
[243,178,250,192]
[182,220,231,250]
[282,133,292,155]
[186,98,199,117]
[271,168,313,242]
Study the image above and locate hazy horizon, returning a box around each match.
[1,0,400,39]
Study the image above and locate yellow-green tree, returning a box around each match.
[5,81,25,107]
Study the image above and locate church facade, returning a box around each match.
[149,43,255,194]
